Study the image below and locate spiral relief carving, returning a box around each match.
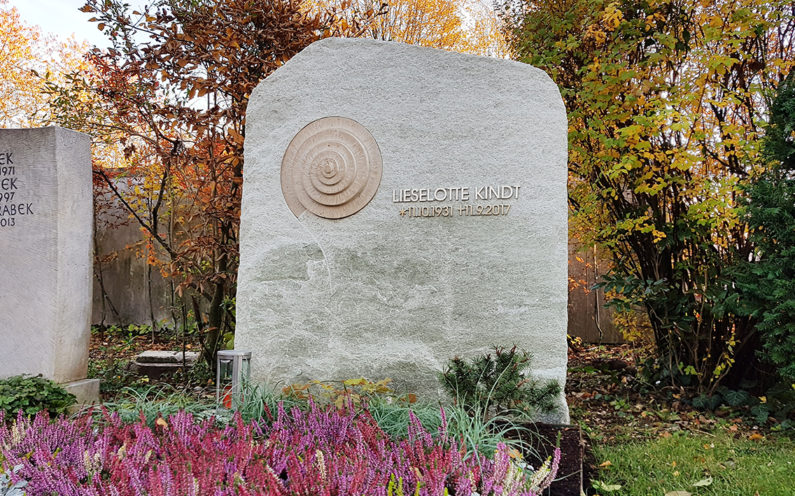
[281,117,383,219]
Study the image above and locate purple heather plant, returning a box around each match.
[0,404,559,496]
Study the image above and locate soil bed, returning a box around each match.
[503,423,588,496]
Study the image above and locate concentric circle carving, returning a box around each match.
[281,117,382,219]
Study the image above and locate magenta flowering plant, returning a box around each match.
[0,404,558,496]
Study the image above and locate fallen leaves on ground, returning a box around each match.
[566,344,768,444]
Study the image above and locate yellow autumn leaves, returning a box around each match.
[305,0,510,57]
[585,1,624,46]
[0,0,89,128]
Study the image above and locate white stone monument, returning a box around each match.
[237,39,569,421]
[0,127,98,403]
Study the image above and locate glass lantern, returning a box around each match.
[216,350,252,408]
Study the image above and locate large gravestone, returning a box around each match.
[237,39,569,421]
[0,127,98,402]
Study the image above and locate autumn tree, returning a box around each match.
[0,0,88,127]
[47,0,364,367]
[308,0,509,56]
[0,1,149,333]
[501,0,794,393]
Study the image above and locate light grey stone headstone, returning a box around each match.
[237,39,569,422]
[0,127,93,384]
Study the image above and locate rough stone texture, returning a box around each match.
[134,351,200,364]
[130,351,200,379]
[63,378,100,407]
[0,127,93,384]
[237,39,569,422]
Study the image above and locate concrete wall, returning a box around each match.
[91,190,174,327]
[91,202,623,344]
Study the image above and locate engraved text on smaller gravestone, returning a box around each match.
[0,151,34,228]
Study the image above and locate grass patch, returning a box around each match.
[591,430,795,495]
[92,386,216,426]
[366,396,443,439]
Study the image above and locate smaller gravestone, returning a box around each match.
[0,127,98,403]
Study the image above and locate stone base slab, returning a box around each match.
[134,350,199,364]
[63,378,100,406]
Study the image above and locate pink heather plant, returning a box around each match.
[0,404,559,496]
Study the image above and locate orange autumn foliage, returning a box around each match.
[0,0,89,127]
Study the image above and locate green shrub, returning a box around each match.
[0,375,76,417]
[438,345,561,419]
[87,358,148,397]
[735,74,795,383]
